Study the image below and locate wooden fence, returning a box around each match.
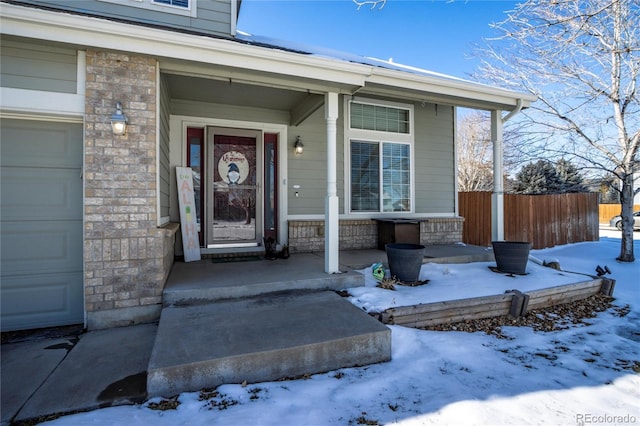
[599,204,640,224]
[459,192,599,249]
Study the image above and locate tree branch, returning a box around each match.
[352,0,386,10]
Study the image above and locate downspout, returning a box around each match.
[491,99,524,242]
[502,98,523,124]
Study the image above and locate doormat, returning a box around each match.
[210,256,263,264]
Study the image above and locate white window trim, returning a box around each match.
[98,0,197,17]
[344,97,415,216]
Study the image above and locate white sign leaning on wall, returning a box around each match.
[176,166,201,262]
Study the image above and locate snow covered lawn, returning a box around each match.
[47,231,639,425]
[348,258,599,315]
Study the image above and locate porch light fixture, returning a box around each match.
[293,136,304,155]
[110,101,128,135]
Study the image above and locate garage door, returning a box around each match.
[1,119,83,331]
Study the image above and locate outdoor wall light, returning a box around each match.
[294,136,304,155]
[110,101,128,135]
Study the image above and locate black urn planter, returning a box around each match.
[385,243,425,283]
[491,241,532,275]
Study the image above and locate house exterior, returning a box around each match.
[0,0,536,332]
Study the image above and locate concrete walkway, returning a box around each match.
[1,324,156,425]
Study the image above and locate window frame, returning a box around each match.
[345,98,415,216]
[98,0,197,17]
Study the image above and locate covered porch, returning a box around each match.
[163,245,495,306]
[161,41,535,275]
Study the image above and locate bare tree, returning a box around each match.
[457,111,494,191]
[475,0,639,262]
[229,187,256,225]
[353,0,386,10]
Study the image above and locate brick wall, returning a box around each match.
[288,220,326,253]
[419,217,464,245]
[84,50,174,330]
[288,217,463,253]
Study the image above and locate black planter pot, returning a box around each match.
[492,241,532,275]
[385,243,425,283]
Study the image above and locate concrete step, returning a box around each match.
[162,254,365,306]
[147,291,391,397]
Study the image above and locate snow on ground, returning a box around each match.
[348,260,594,314]
[48,230,640,426]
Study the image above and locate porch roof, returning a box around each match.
[234,32,538,111]
[1,2,537,112]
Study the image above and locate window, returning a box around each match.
[99,0,196,17]
[351,141,379,211]
[350,102,409,134]
[351,141,410,212]
[153,0,189,8]
[348,99,413,214]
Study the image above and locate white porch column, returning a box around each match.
[491,110,505,242]
[325,92,340,273]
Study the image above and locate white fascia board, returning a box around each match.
[0,3,369,88]
[366,68,537,111]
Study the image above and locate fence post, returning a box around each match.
[599,278,616,297]
[507,290,530,318]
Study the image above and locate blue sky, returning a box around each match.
[237,0,519,79]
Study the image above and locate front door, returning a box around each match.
[206,128,262,248]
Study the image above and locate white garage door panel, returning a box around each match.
[1,221,82,275]
[1,273,83,331]
[1,119,83,331]
[1,167,82,221]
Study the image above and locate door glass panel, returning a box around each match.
[186,128,204,246]
[211,135,257,243]
[264,133,277,240]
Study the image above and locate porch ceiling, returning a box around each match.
[164,73,310,111]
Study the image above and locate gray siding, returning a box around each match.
[0,36,77,93]
[287,106,345,216]
[13,0,234,38]
[413,103,455,213]
[159,74,171,220]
